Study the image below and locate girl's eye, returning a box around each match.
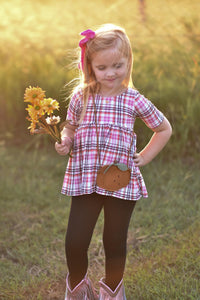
[97,66,106,71]
[115,64,122,69]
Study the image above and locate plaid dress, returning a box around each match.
[61,87,164,201]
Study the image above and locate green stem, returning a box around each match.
[38,120,60,143]
[54,125,61,143]
[37,119,70,158]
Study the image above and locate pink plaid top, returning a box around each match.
[61,87,164,201]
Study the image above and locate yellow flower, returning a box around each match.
[24,86,45,103]
[28,120,37,134]
[26,105,38,122]
[43,98,60,115]
[24,85,64,145]
[26,101,44,121]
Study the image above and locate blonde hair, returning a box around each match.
[75,24,133,123]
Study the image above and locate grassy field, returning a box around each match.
[1,0,200,299]
[0,145,199,299]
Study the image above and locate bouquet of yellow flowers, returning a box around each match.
[24,86,65,144]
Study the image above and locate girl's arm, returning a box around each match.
[133,117,172,167]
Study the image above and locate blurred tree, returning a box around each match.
[139,0,146,23]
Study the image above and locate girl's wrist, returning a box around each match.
[139,152,149,165]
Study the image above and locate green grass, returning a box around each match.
[1,1,200,297]
[0,144,199,299]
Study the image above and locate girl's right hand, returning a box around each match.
[55,136,73,156]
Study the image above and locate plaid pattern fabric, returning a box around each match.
[61,88,164,201]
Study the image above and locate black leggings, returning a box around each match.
[65,193,136,290]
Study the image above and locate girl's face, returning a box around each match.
[91,47,128,96]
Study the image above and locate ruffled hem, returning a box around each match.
[61,187,148,201]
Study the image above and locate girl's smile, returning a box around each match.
[91,47,128,96]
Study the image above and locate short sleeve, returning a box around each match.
[134,92,164,129]
[66,90,83,126]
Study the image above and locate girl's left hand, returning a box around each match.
[55,136,72,156]
[133,153,146,167]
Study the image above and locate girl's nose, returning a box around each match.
[106,68,115,78]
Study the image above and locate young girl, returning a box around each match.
[55,24,172,300]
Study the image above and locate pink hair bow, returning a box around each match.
[79,29,95,71]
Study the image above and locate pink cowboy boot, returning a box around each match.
[99,278,127,300]
[65,274,98,300]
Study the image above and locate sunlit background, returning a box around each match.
[1,2,200,299]
[0,0,200,157]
